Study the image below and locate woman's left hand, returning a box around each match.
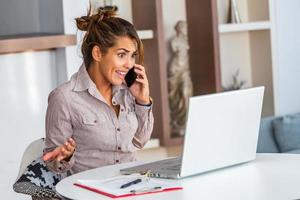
[128,64,151,105]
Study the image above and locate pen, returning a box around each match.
[130,186,162,194]
[120,178,142,189]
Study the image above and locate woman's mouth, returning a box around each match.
[116,70,126,78]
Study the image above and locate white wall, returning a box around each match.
[57,0,89,82]
[0,51,57,200]
[0,1,87,199]
[271,0,300,115]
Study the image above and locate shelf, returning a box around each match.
[137,30,154,40]
[0,33,77,55]
[219,21,271,33]
[165,137,184,146]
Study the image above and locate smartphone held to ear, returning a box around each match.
[125,67,137,87]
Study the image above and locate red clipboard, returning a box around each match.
[74,183,183,198]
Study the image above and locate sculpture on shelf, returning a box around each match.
[228,0,241,23]
[102,0,118,11]
[168,20,193,137]
[92,0,118,12]
[222,69,246,91]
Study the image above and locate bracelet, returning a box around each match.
[136,96,153,107]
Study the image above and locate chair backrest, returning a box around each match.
[16,138,45,180]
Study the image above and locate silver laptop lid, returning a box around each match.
[180,87,264,177]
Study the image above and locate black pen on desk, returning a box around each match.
[120,178,142,189]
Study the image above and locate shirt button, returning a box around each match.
[116,128,120,132]
[94,120,97,123]
[120,108,124,112]
[118,147,121,150]
[116,160,119,163]
[112,101,117,105]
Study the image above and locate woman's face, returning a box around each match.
[98,36,138,86]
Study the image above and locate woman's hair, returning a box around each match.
[75,6,144,68]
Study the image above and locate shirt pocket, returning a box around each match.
[82,113,106,126]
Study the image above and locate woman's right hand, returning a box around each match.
[43,138,76,162]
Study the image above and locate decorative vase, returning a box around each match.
[228,0,241,23]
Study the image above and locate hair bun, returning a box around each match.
[75,6,117,31]
[97,7,117,20]
[75,16,91,31]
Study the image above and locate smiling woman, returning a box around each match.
[42,6,154,175]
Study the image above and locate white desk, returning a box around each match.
[56,154,300,200]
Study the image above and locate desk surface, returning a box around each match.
[56,154,300,200]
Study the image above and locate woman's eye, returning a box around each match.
[118,53,126,58]
[131,54,137,58]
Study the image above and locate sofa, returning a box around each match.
[257,113,300,154]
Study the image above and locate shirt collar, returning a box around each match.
[112,84,127,96]
[73,64,95,92]
[73,64,128,95]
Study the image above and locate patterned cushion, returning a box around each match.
[13,157,64,199]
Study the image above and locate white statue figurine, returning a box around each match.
[168,20,193,136]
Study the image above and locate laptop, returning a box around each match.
[120,87,265,179]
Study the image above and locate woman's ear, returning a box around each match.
[92,46,102,62]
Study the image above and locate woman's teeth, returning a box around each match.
[116,70,126,77]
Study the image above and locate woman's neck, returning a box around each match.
[87,63,112,101]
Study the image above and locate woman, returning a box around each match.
[43,7,153,175]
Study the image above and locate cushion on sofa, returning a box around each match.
[285,149,300,154]
[272,113,300,153]
[257,117,280,153]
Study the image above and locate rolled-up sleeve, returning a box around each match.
[44,89,75,173]
[132,102,154,149]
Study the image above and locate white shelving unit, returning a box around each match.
[219,21,271,33]
[217,0,274,117]
[137,30,154,40]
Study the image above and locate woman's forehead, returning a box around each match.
[113,36,137,51]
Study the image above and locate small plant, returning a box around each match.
[223,69,246,91]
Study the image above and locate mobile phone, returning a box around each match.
[125,67,137,87]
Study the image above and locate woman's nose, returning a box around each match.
[125,61,134,69]
[124,64,131,69]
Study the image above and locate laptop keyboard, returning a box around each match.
[120,157,182,178]
[162,163,181,171]
[158,157,182,170]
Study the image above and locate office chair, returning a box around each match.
[14,138,62,200]
[16,138,45,180]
